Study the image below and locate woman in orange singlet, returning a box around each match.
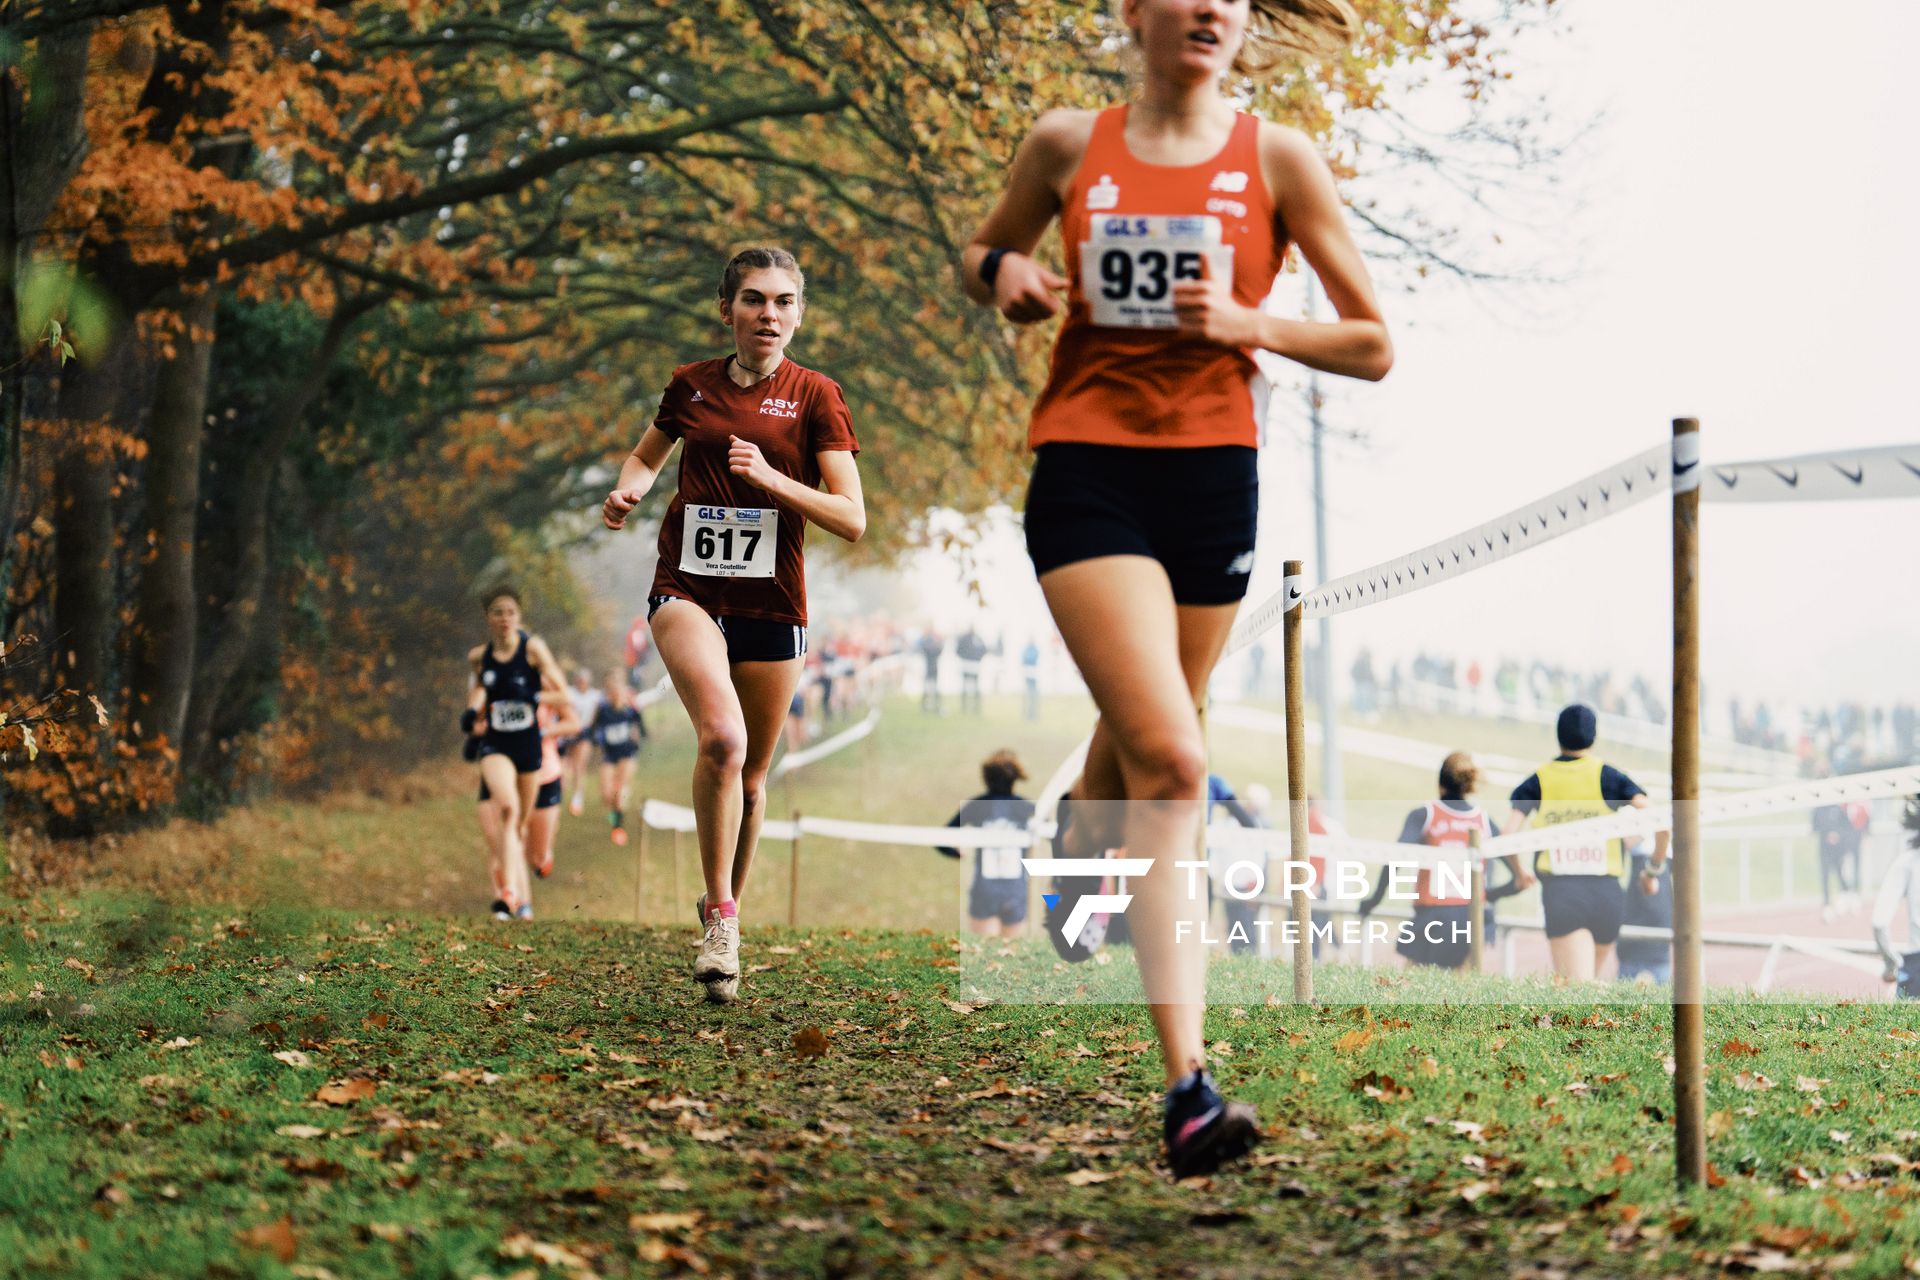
[962,0,1390,1179]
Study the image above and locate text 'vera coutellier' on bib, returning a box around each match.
[681,504,778,578]
[1080,214,1234,330]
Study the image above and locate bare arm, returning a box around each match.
[526,637,578,737]
[960,109,1091,320]
[602,425,678,530]
[729,444,865,543]
[466,646,488,724]
[1630,793,1671,864]
[1171,124,1392,381]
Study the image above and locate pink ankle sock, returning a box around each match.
[712,898,738,921]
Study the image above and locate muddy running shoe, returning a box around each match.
[693,914,740,984]
[490,899,512,922]
[703,976,740,1005]
[694,892,709,929]
[611,826,629,847]
[515,903,534,921]
[1164,1069,1260,1180]
[1041,798,1109,964]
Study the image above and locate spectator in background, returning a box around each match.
[1616,837,1672,984]
[917,630,944,714]
[955,627,988,715]
[1351,648,1378,719]
[1203,775,1263,955]
[1812,784,1863,922]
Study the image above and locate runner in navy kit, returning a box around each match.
[936,751,1039,937]
[593,673,647,846]
[602,247,864,1003]
[962,0,1385,1179]
[463,588,567,920]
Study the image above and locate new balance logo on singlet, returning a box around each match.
[1209,171,1249,193]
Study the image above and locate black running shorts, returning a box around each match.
[648,595,807,663]
[1024,442,1258,605]
[478,776,562,809]
[1540,875,1626,944]
[479,727,544,775]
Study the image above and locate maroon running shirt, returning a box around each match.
[648,356,859,626]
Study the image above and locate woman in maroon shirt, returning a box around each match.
[602,247,865,1003]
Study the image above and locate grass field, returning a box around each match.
[46,692,1824,938]
[4,892,1918,1279]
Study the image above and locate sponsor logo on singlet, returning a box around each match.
[690,389,702,401]
[760,397,800,419]
[481,669,495,686]
[1206,197,1247,219]
[1086,174,1120,210]
[1209,170,1249,193]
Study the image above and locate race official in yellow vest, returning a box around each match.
[1502,704,1671,982]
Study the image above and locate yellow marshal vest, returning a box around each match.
[1531,756,1624,879]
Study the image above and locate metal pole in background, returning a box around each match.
[1305,276,1346,823]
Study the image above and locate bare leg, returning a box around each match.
[651,602,749,908]
[727,656,805,905]
[1040,556,1238,1087]
[1548,929,1598,981]
[478,752,524,909]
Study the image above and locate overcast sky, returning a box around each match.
[895,0,1920,718]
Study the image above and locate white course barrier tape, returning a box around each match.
[1480,763,1920,860]
[1703,443,1920,504]
[633,675,675,711]
[641,765,1920,873]
[771,708,880,777]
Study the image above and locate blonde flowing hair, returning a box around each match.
[1115,0,1359,76]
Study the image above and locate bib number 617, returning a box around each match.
[694,524,761,562]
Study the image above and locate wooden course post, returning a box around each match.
[789,809,802,928]
[1282,559,1313,1004]
[634,798,648,924]
[1671,416,1706,1189]
[1467,828,1485,972]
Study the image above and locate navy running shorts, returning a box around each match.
[1024,442,1258,606]
[478,776,562,809]
[649,595,807,663]
[968,879,1028,925]
[1540,875,1626,944]
[479,727,544,775]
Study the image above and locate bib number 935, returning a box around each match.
[1079,215,1232,330]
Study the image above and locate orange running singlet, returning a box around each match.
[1029,106,1283,451]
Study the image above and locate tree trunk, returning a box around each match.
[125,292,216,753]
[182,297,373,774]
[0,20,96,597]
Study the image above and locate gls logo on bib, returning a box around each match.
[760,398,799,419]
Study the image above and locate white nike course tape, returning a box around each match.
[1701,443,1920,504]
[771,708,880,777]
[1229,441,1672,650]
[1480,763,1920,860]
[633,675,675,711]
